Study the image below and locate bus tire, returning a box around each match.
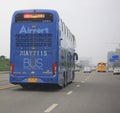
[64,75,67,87]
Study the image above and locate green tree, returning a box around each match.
[0,55,9,71]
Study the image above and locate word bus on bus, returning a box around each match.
[10,9,78,88]
[97,62,106,72]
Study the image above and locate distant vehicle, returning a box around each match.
[113,67,120,74]
[91,66,96,71]
[97,62,106,72]
[83,67,92,73]
[107,67,113,72]
[9,9,78,88]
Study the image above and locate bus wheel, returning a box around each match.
[72,71,75,80]
[64,75,67,87]
[58,75,67,89]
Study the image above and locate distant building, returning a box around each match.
[116,48,120,57]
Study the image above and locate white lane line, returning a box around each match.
[44,104,58,113]
[81,81,85,83]
[84,76,91,81]
[76,85,80,87]
[84,78,88,81]
[67,91,73,95]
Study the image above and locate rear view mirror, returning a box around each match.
[73,53,78,60]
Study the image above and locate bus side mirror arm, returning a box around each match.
[73,53,78,60]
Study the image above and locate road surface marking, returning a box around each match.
[67,91,72,95]
[0,84,17,90]
[84,76,91,81]
[44,104,58,113]
[76,85,80,87]
[87,76,90,79]
[81,81,85,83]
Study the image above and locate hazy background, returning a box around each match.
[0,0,120,64]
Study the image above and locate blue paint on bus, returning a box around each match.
[10,9,78,88]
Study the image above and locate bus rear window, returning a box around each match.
[15,13,53,22]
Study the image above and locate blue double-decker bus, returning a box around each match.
[10,9,78,88]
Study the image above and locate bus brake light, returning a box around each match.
[24,14,45,19]
[52,62,57,75]
[10,62,14,74]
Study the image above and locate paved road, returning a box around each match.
[0,73,9,86]
[0,71,120,113]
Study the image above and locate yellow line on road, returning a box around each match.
[0,84,17,90]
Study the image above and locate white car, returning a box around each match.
[113,67,120,74]
[83,67,92,73]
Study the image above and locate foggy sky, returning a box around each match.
[1,0,120,64]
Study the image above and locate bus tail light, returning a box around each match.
[52,62,57,75]
[10,62,14,74]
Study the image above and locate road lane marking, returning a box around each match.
[0,84,17,90]
[81,77,90,83]
[44,104,58,113]
[67,91,72,95]
[84,78,87,81]
[76,85,80,87]
[87,76,90,79]
[81,81,85,83]
[84,76,91,81]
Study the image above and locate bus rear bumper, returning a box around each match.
[9,75,58,84]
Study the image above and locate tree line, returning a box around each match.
[0,55,9,71]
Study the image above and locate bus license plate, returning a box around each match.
[28,78,38,83]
